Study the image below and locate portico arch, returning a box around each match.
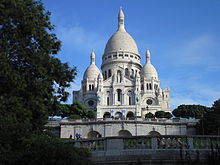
[118,130,132,137]
[148,131,161,136]
[87,131,101,139]
[126,111,134,118]
[103,112,111,118]
[115,111,122,119]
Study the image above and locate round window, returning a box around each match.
[146,99,153,105]
[88,100,94,106]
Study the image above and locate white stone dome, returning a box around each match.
[141,63,158,80]
[83,64,100,80]
[141,50,158,80]
[83,50,101,80]
[104,8,139,55]
[104,30,139,55]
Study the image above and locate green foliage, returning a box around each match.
[164,112,172,119]
[145,112,155,118]
[0,0,77,155]
[199,99,220,135]
[154,111,172,119]
[69,102,95,119]
[172,104,210,119]
[0,136,91,165]
[155,111,165,118]
[55,102,95,119]
[57,104,71,118]
[68,114,81,119]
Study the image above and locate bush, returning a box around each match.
[145,112,155,118]
[68,114,82,119]
[0,136,91,165]
[155,111,165,118]
[164,112,172,119]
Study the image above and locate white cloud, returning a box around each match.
[171,95,199,109]
[169,35,220,67]
[163,75,220,110]
[56,24,106,55]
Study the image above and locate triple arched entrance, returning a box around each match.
[86,130,161,139]
[103,111,135,119]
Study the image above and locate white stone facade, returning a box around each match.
[73,9,171,119]
[60,119,198,138]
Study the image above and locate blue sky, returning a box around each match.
[42,0,220,109]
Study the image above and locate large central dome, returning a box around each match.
[104,8,139,55]
[104,30,139,55]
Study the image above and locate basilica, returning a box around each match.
[73,9,171,119]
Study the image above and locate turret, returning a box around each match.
[140,50,158,80]
[90,49,95,64]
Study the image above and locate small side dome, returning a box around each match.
[83,50,101,80]
[83,65,100,80]
[141,50,158,80]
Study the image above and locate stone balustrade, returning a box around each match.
[60,118,199,124]
[72,135,220,151]
[70,135,220,164]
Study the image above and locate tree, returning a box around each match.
[155,111,165,118]
[57,104,71,118]
[154,111,172,119]
[145,112,155,118]
[164,112,172,119]
[199,99,220,135]
[54,103,95,119]
[172,104,210,119]
[0,0,76,153]
[68,102,95,119]
[0,136,91,165]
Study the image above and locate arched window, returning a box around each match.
[141,84,144,90]
[131,69,134,78]
[149,83,152,90]
[92,84,94,90]
[107,97,110,105]
[117,70,122,83]
[129,96,132,105]
[128,90,132,105]
[106,91,110,105]
[125,68,129,76]
[104,71,107,80]
[117,89,122,102]
[89,85,91,91]
[108,69,111,77]
[147,83,149,90]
